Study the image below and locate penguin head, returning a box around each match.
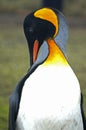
[23,7,68,67]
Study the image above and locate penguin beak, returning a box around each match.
[33,39,39,63]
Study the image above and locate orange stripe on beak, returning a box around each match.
[33,40,39,63]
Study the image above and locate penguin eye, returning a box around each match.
[28,27,34,34]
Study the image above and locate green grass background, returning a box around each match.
[0,0,86,16]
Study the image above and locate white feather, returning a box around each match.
[16,65,83,130]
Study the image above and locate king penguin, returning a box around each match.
[8,7,86,130]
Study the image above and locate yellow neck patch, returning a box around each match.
[43,39,68,66]
[34,8,58,37]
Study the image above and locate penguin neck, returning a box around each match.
[43,38,68,66]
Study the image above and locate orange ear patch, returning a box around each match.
[34,8,59,37]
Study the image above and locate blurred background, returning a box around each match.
[0,0,86,129]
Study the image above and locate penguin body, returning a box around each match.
[8,7,86,130]
[16,65,83,130]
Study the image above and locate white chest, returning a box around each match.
[16,65,83,130]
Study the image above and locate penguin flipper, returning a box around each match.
[8,74,28,130]
[81,93,86,130]
[8,66,37,130]
[8,63,39,130]
[8,91,19,130]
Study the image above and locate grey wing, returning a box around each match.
[81,93,86,130]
